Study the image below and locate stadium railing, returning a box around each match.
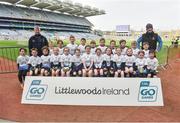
[0,45,179,74]
[0,46,28,74]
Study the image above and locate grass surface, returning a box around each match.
[0,40,173,65]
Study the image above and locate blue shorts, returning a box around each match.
[19,65,28,71]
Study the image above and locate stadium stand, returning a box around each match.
[0,0,105,40]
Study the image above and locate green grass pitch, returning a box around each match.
[0,40,172,66]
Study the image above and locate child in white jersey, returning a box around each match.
[120,39,128,56]
[143,42,150,59]
[66,35,78,55]
[78,38,86,55]
[82,45,94,77]
[97,38,107,54]
[17,48,29,88]
[71,49,83,77]
[146,50,159,78]
[93,48,104,77]
[131,41,139,58]
[124,48,136,77]
[135,50,147,77]
[40,46,51,76]
[57,39,64,55]
[61,47,72,77]
[113,47,125,77]
[28,48,41,76]
[50,47,61,77]
[90,40,96,55]
[102,47,114,77]
[110,40,116,54]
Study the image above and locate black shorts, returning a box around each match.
[51,65,61,70]
[41,67,51,72]
[30,67,38,71]
[115,65,122,71]
[125,65,133,69]
[72,64,83,72]
[147,69,157,75]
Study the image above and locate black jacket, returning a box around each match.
[141,32,158,50]
[28,34,48,56]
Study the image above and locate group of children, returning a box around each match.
[17,35,159,88]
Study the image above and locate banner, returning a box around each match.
[21,77,164,106]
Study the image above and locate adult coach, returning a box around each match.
[137,23,163,51]
[28,26,48,56]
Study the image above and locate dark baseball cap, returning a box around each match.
[146,23,153,29]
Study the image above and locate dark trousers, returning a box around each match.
[18,70,28,84]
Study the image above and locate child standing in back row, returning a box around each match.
[97,38,107,54]
[110,40,116,54]
[143,42,150,59]
[90,40,97,55]
[78,38,86,55]
[131,41,139,58]
[119,39,128,56]
[67,35,78,55]
[93,48,104,77]
[17,48,29,89]
[57,39,64,55]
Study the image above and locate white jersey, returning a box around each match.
[93,55,104,68]
[112,54,124,67]
[91,47,96,55]
[143,49,150,59]
[49,48,54,55]
[58,47,64,55]
[112,48,116,54]
[146,58,158,70]
[17,55,29,65]
[135,58,147,69]
[78,45,86,54]
[121,47,128,56]
[41,55,51,68]
[50,54,61,65]
[67,43,78,55]
[17,55,29,70]
[28,56,41,67]
[61,54,72,67]
[97,46,107,54]
[132,48,140,58]
[71,55,82,66]
[124,55,136,67]
[103,54,113,67]
[82,53,94,67]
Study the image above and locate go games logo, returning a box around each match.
[138,81,158,102]
[26,80,48,100]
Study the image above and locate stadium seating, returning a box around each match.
[0,4,100,41]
